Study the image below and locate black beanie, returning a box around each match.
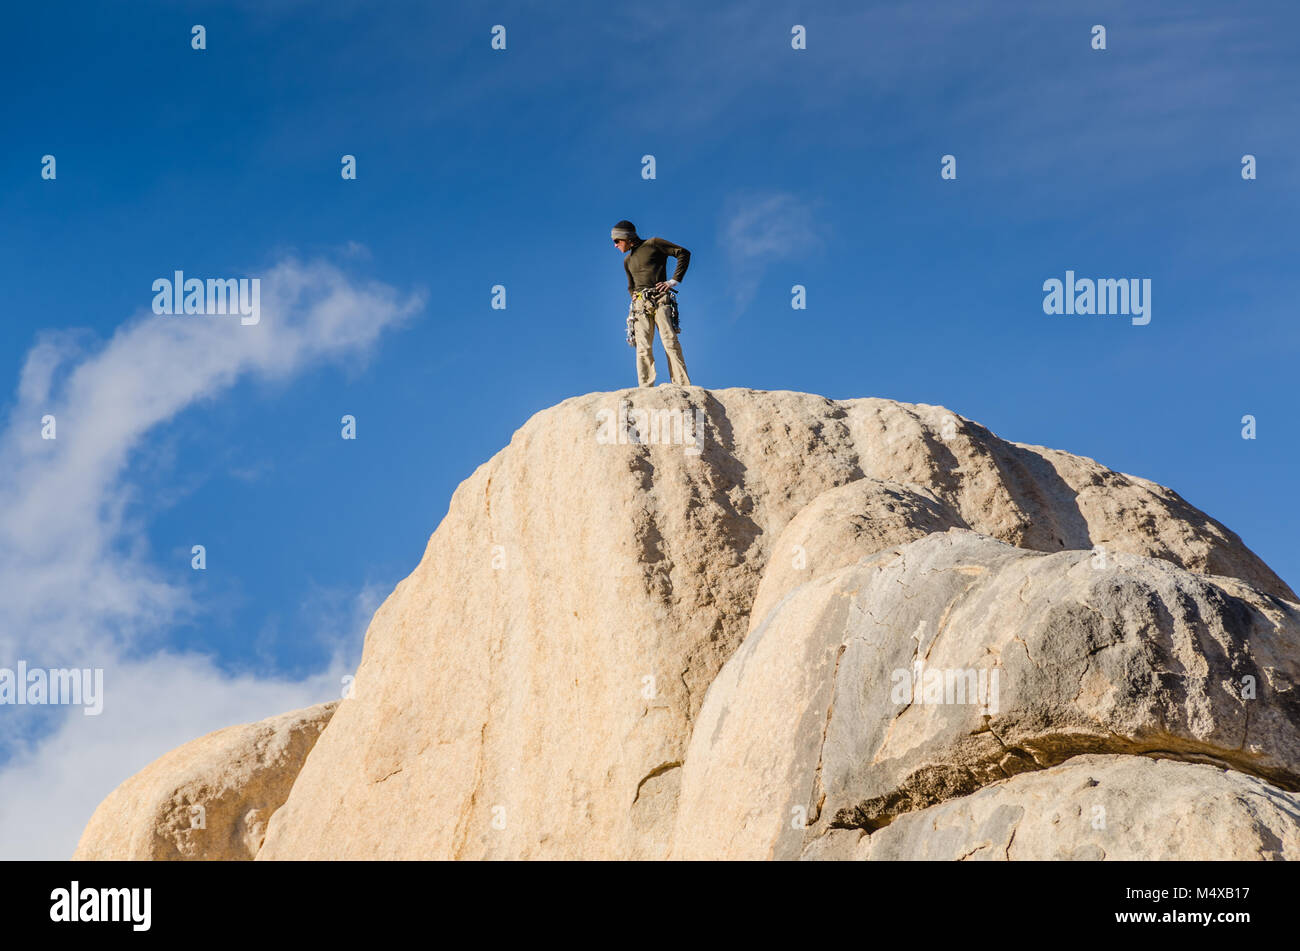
[611,220,639,240]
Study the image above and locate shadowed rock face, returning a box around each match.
[72,389,1298,860]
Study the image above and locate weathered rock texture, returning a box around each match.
[800,754,1300,860]
[73,702,336,860]
[670,531,1300,859]
[74,389,1298,860]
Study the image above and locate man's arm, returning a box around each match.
[654,237,690,284]
[626,257,635,297]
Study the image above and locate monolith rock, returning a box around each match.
[75,389,1299,860]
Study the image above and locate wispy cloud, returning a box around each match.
[719,191,826,317]
[0,256,422,858]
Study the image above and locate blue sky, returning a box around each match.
[1,0,1297,857]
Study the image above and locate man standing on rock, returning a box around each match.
[612,220,693,387]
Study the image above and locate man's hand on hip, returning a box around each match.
[655,279,679,293]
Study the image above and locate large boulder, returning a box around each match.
[73,389,1295,860]
[670,530,1300,859]
[73,702,337,860]
[255,389,1290,859]
[801,754,1300,861]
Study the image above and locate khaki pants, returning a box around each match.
[630,291,691,387]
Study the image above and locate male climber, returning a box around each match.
[611,220,692,387]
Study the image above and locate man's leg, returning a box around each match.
[654,300,691,385]
[633,295,657,387]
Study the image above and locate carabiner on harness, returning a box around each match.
[626,286,682,346]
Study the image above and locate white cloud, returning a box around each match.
[0,256,422,859]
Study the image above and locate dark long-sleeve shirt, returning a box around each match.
[624,237,690,297]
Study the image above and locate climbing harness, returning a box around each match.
[626,285,681,347]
